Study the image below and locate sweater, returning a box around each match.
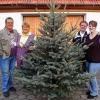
[85,34,100,63]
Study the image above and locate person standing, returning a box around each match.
[0,17,18,97]
[85,20,100,99]
[73,21,88,72]
[73,21,88,44]
[17,22,35,67]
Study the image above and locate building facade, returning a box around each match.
[0,0,100,35]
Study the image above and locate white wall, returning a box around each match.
[0,12,100,33]
[0,13,22,33]
[67,12,100,32]
[86,12,100,32]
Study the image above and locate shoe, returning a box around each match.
[87,94,98,99]
[86,91,90,95]
[9,87,16,92]
[3,91,9,97]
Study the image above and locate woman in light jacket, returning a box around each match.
[17,22,35,67]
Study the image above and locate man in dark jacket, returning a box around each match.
[73,21,88,72]
[73,21,88,44]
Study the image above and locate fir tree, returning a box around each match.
[16,1,91,100]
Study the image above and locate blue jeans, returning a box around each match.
[0,56,16,92]
[86,62,100,96]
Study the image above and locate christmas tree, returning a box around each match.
[16,1,91,100]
